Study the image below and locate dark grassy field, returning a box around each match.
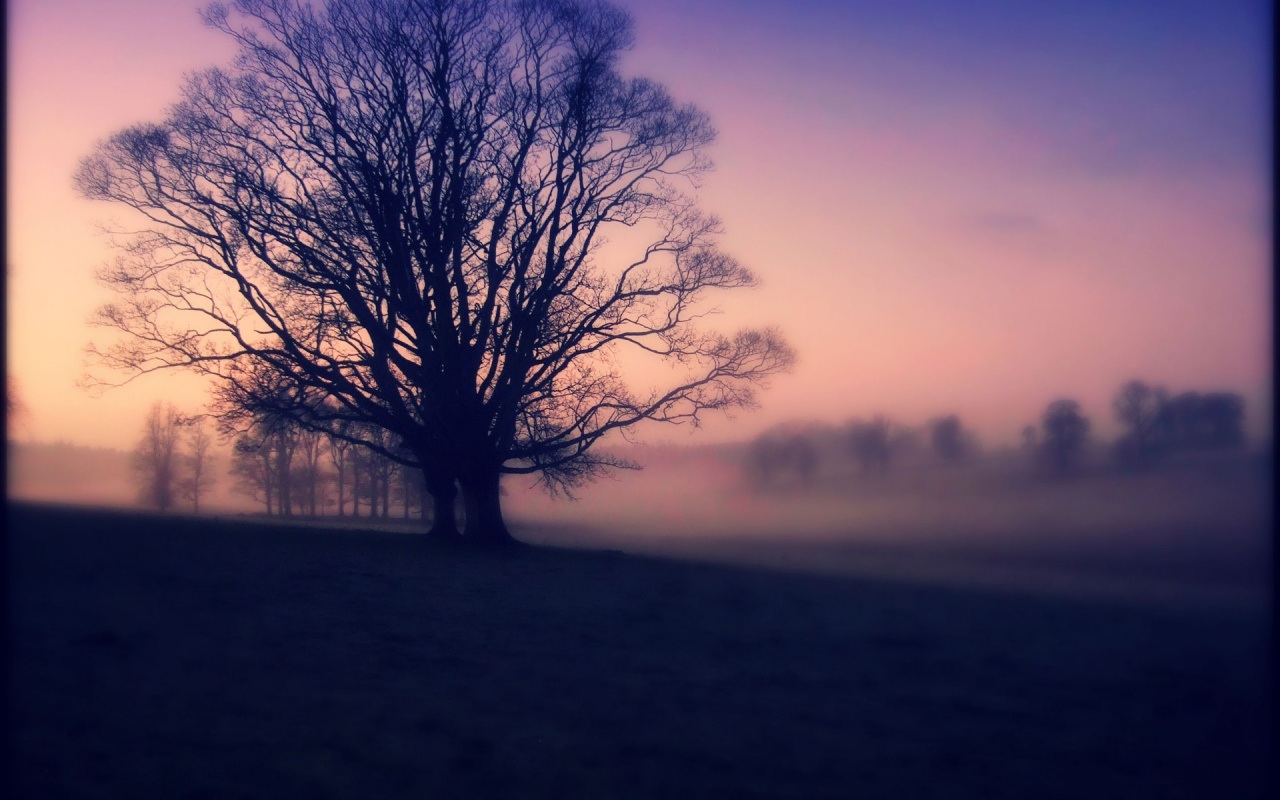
[7,501,1272,799]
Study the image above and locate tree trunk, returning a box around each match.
[425,475,462,542]
[460,469,516,546]
[277,444,292,517]
[351,457,361,518]
[381,467,391,519]
[260,451,274,515]
[403,469,411,519]
[336,459,345,518]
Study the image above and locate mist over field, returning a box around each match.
[516,444,1270,603]
[7,441,254,513]
[11,433,1269,609]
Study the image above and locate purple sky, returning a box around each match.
[5,0,1271,450]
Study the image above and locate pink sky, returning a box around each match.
[5,0,1271,451]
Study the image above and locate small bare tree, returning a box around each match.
[132,401,183,510]
[325,424,353,518]
[230,431,274,514]
[294,427,326,517]
[180,417,216,512]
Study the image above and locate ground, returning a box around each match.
[7,500,1271,799]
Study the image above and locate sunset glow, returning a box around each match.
[6,0,1270,450]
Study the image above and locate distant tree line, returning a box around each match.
[226,411,426,520]
[1030,381,1246,475]
[130,394,428,519]
[741,379,1248,488]
[1109,382,1245,467]
[743,413,979,489]
[1008,378,1249,473]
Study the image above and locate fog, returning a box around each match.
[505,442,1270,605]
[12,434,1268,608]
[7,441,256,514]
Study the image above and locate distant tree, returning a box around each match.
[293,428,326,517]
[268,424,300,517]
[213,367,304,516]
[348,440,368,518]
[131,401,183,510]
[744,431,819,488]
[399,464,424,519]
[929,415,970,464]
[4,377,16,419]
[229,431,274,513]
[225,412,303,516]
[369,429,399,519]
[1198,392,1246,447]
[325,426,353,518]
[1021,425,1038,452]
[1112,380,1169,468]
[849,417,893,473]
[179,417,216,513]
[1158,392,1200,447]
[387,438,423,519]
[1157,391,1246,450]
[6,377,29,440]
[1040,399,1090,474]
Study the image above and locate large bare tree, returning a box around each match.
[77,0,792,543]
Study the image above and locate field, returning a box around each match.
[7,463,1273,799]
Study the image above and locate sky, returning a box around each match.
[5,0,1272,452]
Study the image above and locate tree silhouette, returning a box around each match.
[6,377,29,440]
[1021,425,1038,451]
[325,425,353,518]
[1040,399,1090,474]
[132,401,183,510]
[929,414,969,464]
[294,427,326,517]
[849,417,892,474]
[1158,391,1246,450]
[179,417,216,512]
[1197,392,1246,447]
[229,432,272,514]
[744,431,818,488]
[1111,380,1168,467]
[77,0,792,544]
[223,387,302,517]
